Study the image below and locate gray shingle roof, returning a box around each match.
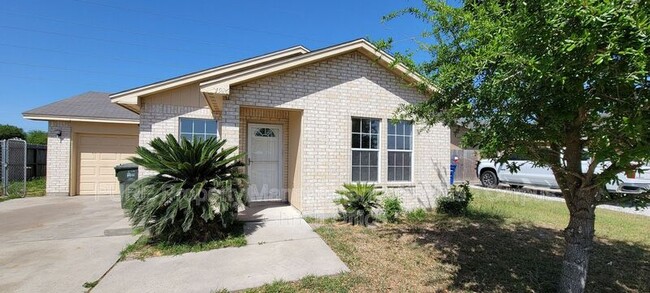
[23,91,139,121]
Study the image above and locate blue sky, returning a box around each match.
[0,0,434,131]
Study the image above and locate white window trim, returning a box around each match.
[387,121,414,183]
[350,117,381,183]
[178,117,219,140]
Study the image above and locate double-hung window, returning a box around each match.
[179,118,218,141]
[388,120,413,181]
[351,118,380,182]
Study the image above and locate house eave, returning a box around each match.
[109,45,310,113]
[22,114,139,124]
[199,39,437,97]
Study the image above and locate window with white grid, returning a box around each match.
[388,120,413,181]
[179,118,218,141]
[351,118,380,182]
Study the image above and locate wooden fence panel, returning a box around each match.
[451,149,480,183]
[26,144,46,179]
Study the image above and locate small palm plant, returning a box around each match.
[125,134,248,243]
[334,182,383,226]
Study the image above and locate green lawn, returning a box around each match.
[247,188,650,292]
[469,188,650,244]
[0,177,46,202]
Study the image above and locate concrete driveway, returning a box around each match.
[0,196,136,293]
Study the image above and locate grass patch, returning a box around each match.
[120,223,247,261]
[245,274,361,293]
[404,207,429,223]
[468,187,650,244]
[249,189,650,292]
[303,216,337,225]
[0,177,46,202]
[82,280,99,290]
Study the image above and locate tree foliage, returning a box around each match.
[0,124,26,140]
[385,0,650,193]
[125,135,248,243]
[383,0,649,291]
[26,130,47,145]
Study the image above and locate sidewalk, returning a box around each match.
[92,204,349,293]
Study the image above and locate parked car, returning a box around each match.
[476,156,650,194]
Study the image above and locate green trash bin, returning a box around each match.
[114,163,138,208]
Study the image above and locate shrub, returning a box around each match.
[405,208,428,223]
[334,182,383,226]
[436,182,473,215]
[382,195,403,223]
[26,130,47,145]
[125,134,248,243]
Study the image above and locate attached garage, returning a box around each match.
[77,134,138,195]
[22,92,140,196]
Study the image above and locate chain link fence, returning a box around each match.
[1,139,27,197]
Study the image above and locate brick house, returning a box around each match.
[23,39,450,216]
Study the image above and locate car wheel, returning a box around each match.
[480,170,499,188]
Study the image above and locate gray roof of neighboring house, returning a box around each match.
[23,91,139,121]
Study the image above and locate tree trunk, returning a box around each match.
[558,189,597,293]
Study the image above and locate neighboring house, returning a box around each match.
[23,39,450,216]
[451,126,468,150]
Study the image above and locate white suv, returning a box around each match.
[476,157,650,194]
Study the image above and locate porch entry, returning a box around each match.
[247,123,283,201]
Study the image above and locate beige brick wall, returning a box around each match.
[226,51,450,216]
[46,121,71,195]
[138,101,217,177]
[138,51,450,216]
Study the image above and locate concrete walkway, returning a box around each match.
[93,204,349,293]
[0,196,136,293]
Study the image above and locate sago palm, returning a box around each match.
[125,134,248,243]
[334,182,383,226]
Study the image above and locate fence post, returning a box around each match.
[1,140,6,196]
[23,140,27,197]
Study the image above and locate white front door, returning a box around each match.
[247,124,282,201]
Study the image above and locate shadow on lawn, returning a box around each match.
[385,211,650,292]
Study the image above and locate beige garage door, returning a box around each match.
[77,134,138,195]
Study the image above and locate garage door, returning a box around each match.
[77,134,138,195]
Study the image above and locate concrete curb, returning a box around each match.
[103,218,133,236]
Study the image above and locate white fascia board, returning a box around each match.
[200,39,436,95]
[23,114,139,124]
[109,46,309,105]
